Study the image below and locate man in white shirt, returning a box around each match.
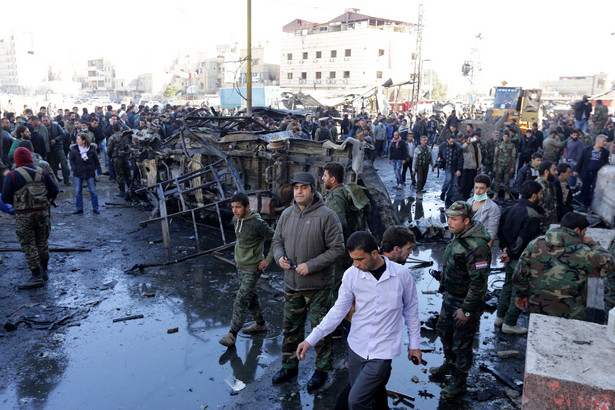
[296,231,421,408]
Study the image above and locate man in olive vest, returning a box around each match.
[1,147,59,289]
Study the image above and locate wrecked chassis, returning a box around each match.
[129,114,399,269]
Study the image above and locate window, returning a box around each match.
[301,72,307,80]
[287,73,293,80]
[378,49,385,57]
[376,71,383,79]
[287,53,292,61]
[345,49,351,57]
[330,50,337,58]
[343,71,350,79]
[316,51,322,59]
[315,72,322,79]
[329,71,336,79]
[252,58,259,65]
[302,52,308,59]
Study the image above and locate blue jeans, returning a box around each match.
[392,160,403,185]
[575,119,588,134]
[74,176,99,211]
[427,131,436,145]
[99,139,109,167]
[442,169,460,201]
[567,159,578,188]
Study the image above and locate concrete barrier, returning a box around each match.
[524,314,615,409]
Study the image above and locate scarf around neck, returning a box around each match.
[392,135,402,148]
[78,145,89,161]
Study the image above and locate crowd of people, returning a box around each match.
[2,98,615,406]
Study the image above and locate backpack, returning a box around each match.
[12,167,49,211]
[343,183,371,233]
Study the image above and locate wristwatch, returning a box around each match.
[463,311,471,318]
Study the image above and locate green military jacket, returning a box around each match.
[536,177,556,232]
[607,238,615,312]
[324,185,349,240]
[513,227,615,320]
[493,141,516,170]
[107,132,126,158]
[441,221,491,313]
[481,138,498,168]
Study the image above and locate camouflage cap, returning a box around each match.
[445,201,472,218]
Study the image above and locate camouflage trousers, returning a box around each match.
[494,168,513,194]
[496,260,522,326]
[112,157,132,194]
[436,292,482,375]
[230,267,265,334]
[15,210,50,270]
[282,287,333,372]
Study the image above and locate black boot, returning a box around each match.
[41,259,49,281]
[18,267,44,290]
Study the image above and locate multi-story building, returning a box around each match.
[0,32,46,93]
[539,73,609,97]
[239,44,280,86]
[87,58,116,96]
[280,9,416,91]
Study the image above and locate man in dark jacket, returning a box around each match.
[2,147,59,289]
[271,172,344,391]
[514,152,542,194]
[554,162,573,221]
[496,180,543,334]
[519,129,539,171]
[574,135,610,209]
[42,116,70,186]
[573,95,592,135]
[437,135,464,205]
[27,123,47,160]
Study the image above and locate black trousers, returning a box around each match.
[459,169,478,200]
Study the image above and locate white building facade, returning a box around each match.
[280,10,416,91]
[0,32,46,93]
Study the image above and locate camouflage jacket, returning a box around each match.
[607,238,615,312]
[494,141,516,170]
[513,227,615,321]
[537,177,557,232]
[441,221,491,313]
[481,138,498,168]
[324,185,349,240]
[593,104,608,125]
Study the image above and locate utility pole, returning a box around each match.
[410,4,423,117]
[246,0,252,115]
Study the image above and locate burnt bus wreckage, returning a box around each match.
[122,108,398,269]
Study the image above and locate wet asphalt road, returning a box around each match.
[0,158,526,409]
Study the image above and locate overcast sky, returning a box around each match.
[3,0,614,94]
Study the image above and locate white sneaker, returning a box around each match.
[502,323,527,335]
[494,316,504,327]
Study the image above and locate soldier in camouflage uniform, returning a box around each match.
[493,131,516,200]
[591,100,608,137]
[107,123,132,199]
[322,162,352,298]
[481,131,500,177]
[513,212,615,321]
[430,201,491,398]
[271,172,344,390]
[1,147,59,289]
[536,161,557,232]
[412,136,435,199]
[219,192,275,347]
